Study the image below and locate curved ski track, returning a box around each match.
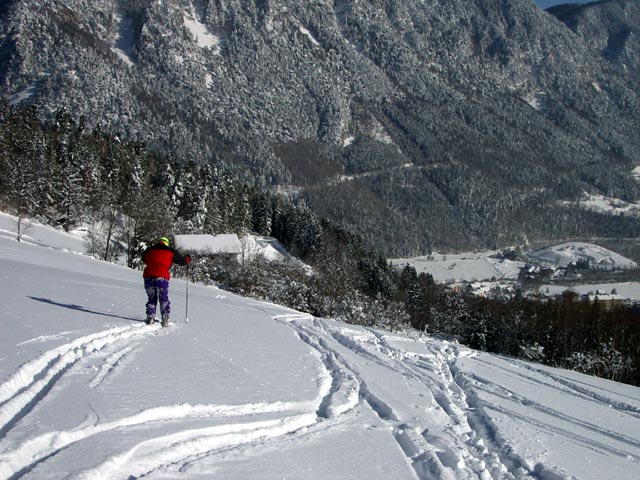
[0,325,155,441]
[0,315,541,479]
[1,313,638,478]
[283,318,533,480]
[0,314,364,479]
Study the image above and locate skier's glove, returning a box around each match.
[185,255,192,265]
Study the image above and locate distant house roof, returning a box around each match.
[174,234,242,255]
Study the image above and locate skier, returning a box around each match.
[142,236,191,327]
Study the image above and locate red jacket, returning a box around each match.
[142,243,188,279]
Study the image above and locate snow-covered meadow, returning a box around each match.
[540,282,640,302]
[392,242,637,286]
[390,252,524,284]
[527,242,638,271]
[1,215,640,479]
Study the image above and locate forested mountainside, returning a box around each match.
[1,0,639,255]
[548,0,640,77]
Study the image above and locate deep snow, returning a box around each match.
[1,215,640,479]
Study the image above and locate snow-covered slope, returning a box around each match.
[1,220,640,479]
[0,212,86,253]
[527,242,638,269]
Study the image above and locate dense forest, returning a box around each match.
[2,102,640,386]
[2,0,640,255]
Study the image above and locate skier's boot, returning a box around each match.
[146,315,155,325]
[161,313,170,328]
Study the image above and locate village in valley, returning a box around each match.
[391,241,640,306]
[169,230,640,308]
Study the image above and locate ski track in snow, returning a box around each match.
[65,314,368,479]
[513,360,640,418]
[451,356,640,477]
[15,332,76,347]
[0,325,159,441]
[2,308,639,478]
[0,400,315,479]
[88,343,139,389]
[277,318,533,480]
[0,314,318,478]
[0,311,362,479]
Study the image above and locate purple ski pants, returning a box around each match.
[144,277,171,317]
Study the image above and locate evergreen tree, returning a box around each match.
[251,191,273,236]
[230,184,252,235]
[49,110,88,231]
[1,105,44,239]
[203,165,224,234]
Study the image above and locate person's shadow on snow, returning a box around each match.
[28,297,144,323]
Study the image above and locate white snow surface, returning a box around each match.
[528,242,637,270]
[174,234,292,263]
[1,217,640,479]
[8,84,37,106]
[174,234,242,255]
[298,26,321,47]
[524,91,547,111]
[391,252,525,283]
[0,212,86,253]
[183,11,220,52]
[540,282,640,301]
[563,193,640,217]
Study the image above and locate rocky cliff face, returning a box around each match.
[2,0,639,254]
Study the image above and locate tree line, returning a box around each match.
[0,101,252,263]
[2,101,639,386]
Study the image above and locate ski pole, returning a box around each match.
[185,262,190,323]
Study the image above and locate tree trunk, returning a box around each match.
[17,213,23,242]
[104,213,114,261]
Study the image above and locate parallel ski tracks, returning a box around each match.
[0,315,364,479]
[0,319,322,479]
[514,360,640,419]
[1,400,318,479]
[6,313,633,479]
[0,325,156,441]
[290,319,534,480]
[0,324,158,477]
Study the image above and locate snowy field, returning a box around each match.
[540,282,640,301]
[562,193,640,217]
[391,252,524,283]
[527,242,638,270]
[392,242,637,286]
[1,217,640,479]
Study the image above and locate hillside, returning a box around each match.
[2,0,640,254]
[1,214,640,479]
[548,0,640,76]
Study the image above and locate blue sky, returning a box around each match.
[534,0,595,8]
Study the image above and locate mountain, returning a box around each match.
[2,212,640,479]
[548,0,640,74]
[1,0,640,255]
